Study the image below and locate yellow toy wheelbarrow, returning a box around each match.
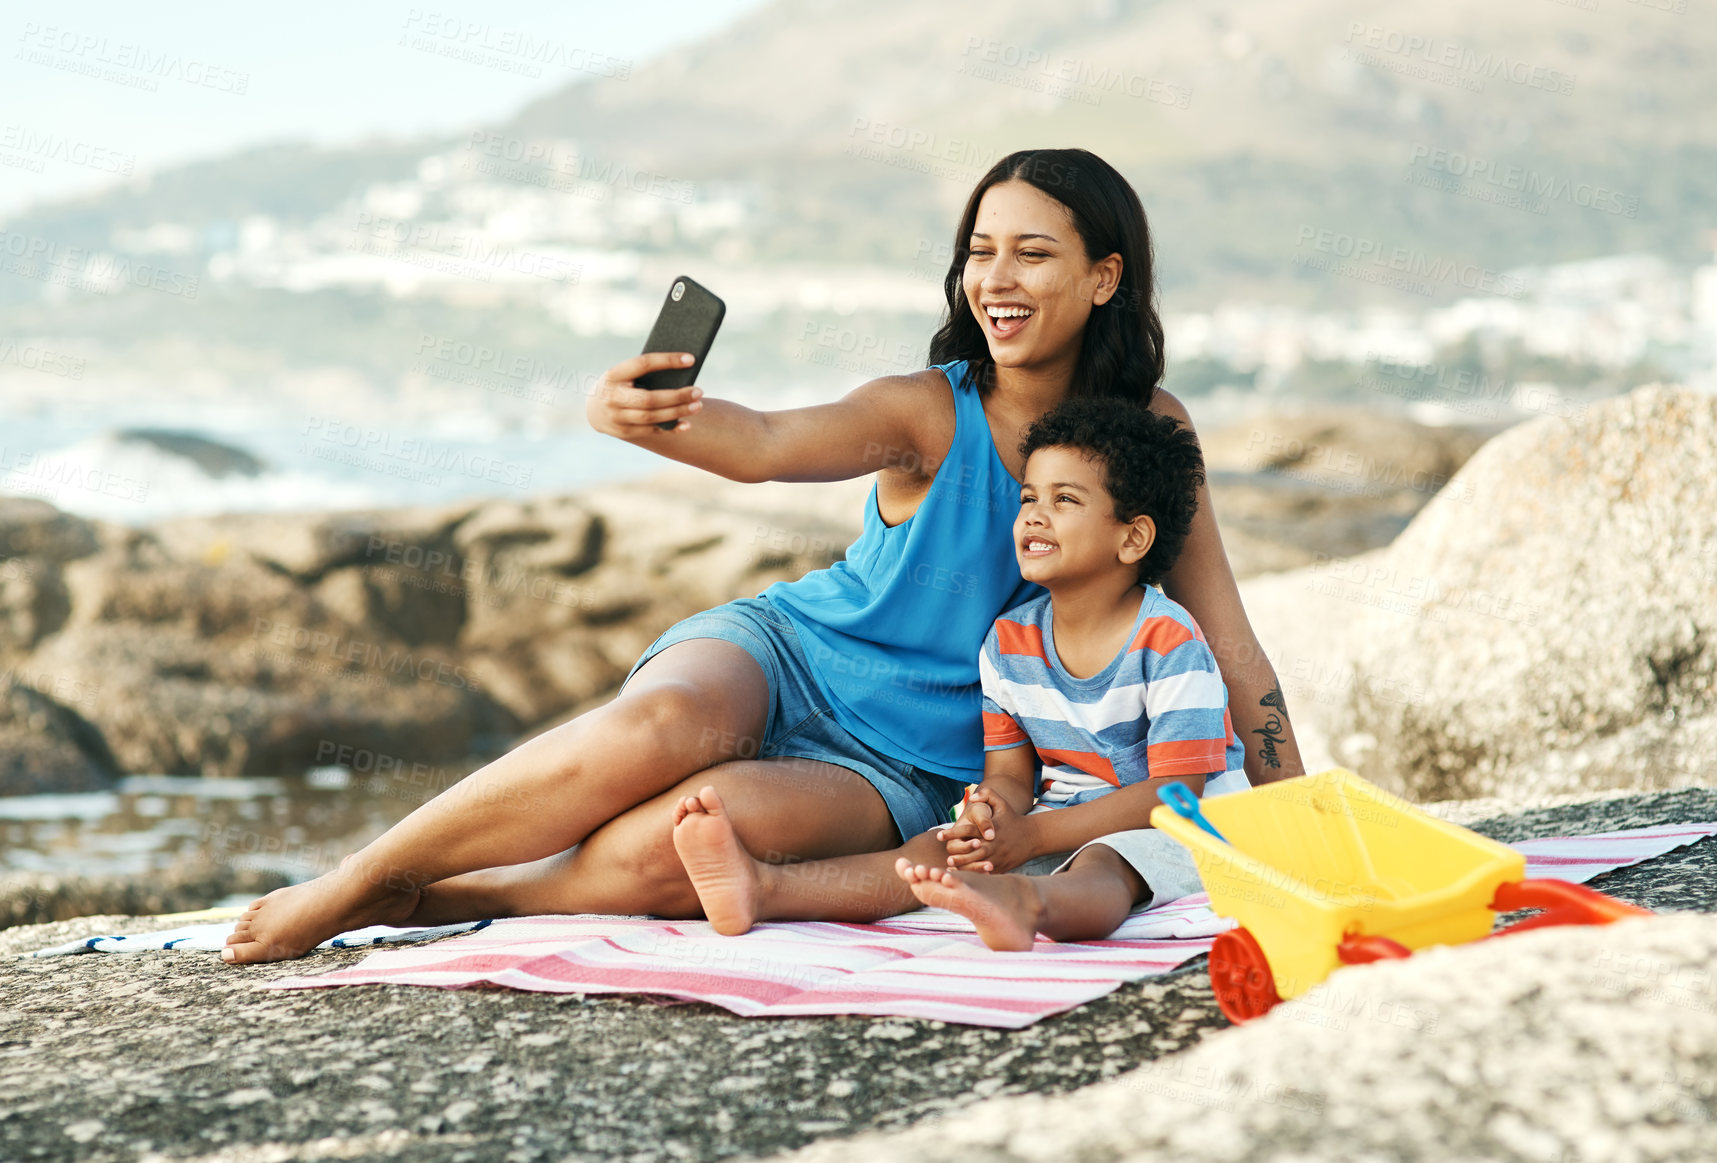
[1150,768,1651,1024]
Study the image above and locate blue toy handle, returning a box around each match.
[1160,781,1230,844]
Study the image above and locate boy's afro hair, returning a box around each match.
[1017,398,1205,587]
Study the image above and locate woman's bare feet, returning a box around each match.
[671,786,764,935]
[895,860,1044,951]
[220,857,422,965]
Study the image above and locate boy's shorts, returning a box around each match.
[1014,829,1203,910]
[1010,769,1251,909]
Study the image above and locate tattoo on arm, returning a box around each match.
[1252,685,1289,769]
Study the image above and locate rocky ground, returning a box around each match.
[2,787,1712,1163]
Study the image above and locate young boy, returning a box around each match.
[670,397,1247,946]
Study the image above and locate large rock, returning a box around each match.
[772,912,1717,1163]
[1201,410,1495,578]
[1324,385,1717,799]
[1207,471,1429,576]
[0,497,101,564]
[2,474,866,777]
[0,673,118,796]
[0,498,101,660]
[61,533,318,638]
[26,622,512,778]
[25,504,513,777]
[1200,408,1492,483]
[453,476,858,725]
[0,553,71,656]
[452,494,607,648]
[150,501,482,582]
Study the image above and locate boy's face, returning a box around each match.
[1014,446,1155,587]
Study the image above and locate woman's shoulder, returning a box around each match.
[869,363,965,461]
[858,360,965,405]
[1147,386,1195,426]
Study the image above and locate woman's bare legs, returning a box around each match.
[222,638,777,964]
[665,785,933,934]
[405,761,906,926]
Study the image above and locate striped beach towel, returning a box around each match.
[248,821,1716,1028]
[23,911,491,958]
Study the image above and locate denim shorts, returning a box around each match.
[618,595,968,842]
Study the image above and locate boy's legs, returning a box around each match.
[898,844,1147,951]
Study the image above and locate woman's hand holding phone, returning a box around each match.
[587,352,705,438]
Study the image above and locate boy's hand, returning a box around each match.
[936,796,993,853]
[936,787,1035,873]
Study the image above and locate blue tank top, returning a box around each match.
[760,358,1047,778]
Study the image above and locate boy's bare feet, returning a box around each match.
[671,785,763,936]
[895,859,1044,951]
[220,856,422,965]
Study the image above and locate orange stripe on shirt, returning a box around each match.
[1035,747,1120,787]
[994,619,1049,663]
[1128,614,1194,658]
[1146,737,1228,776]
[983,710,1028,747]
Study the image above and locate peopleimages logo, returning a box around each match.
[0,230,200,299]
[1406,146,1638,218]
[1293,225,1526,299]
[1341,23,1576,95]
[15,22,251,94]
[0,124,136,175]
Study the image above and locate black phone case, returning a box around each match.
[637,276,725,431]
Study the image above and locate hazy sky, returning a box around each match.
[0,0,769,217]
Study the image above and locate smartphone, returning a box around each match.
[636,275,725,431]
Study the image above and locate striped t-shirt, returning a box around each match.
[979,584,1248,807]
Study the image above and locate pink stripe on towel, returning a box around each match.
[264,821,1717,1028]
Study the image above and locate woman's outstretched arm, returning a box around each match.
[587,352,940,485]
[1150,390,1308,785]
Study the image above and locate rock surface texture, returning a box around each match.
[777,911,1717,1163]
[0,474,862,784]
[0,790,1711,1163]
[1324,386,1717,800]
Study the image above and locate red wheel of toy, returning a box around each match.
[1209,926,1282,1024]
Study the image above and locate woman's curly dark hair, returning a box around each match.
[1018,398,1205,587]
[927,147,1165,407]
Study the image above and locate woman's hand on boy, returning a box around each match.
[937,787,1036,873]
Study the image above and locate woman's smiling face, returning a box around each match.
[962,180,1122,371]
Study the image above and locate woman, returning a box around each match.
[222,147,1307,964]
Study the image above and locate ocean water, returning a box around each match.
[0,410,669,525]
[0,383,1319,525]
[0,772,424,884]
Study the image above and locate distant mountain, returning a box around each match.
[1,139,437,254]
[497,0,1717,294]
[3,0,1714,305]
